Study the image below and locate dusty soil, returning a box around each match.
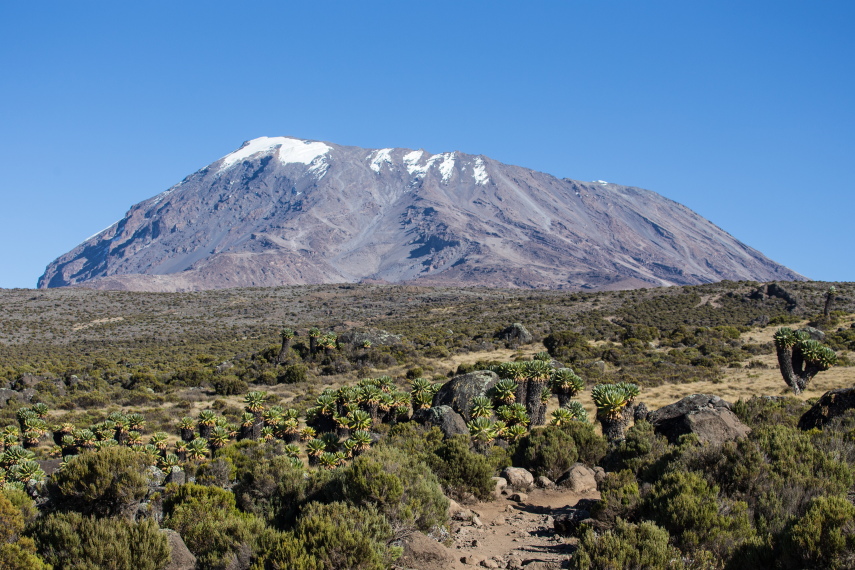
[442,486,598,570]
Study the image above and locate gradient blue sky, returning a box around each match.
[1,1,852,289]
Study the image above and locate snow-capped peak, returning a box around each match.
[473,157,489,186]
[368,148,394,173]
[218,137,331,172]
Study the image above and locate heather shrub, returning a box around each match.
[779,495,855,570]
[292,501,399,570]
[426,435,495,501]
[334,445,448,535]
[32,512,169,570]
[559,420,607,466]
[640,470,757,559]
[591,469,641,528]
[570,519,686,569]
[47,446,152,517]
[513,425,578,481]
[162,483,273,568]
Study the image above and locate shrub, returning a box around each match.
[513,425,578,481]
[47,447,152,517]
[292,501,399,570]
[162,483,273,569]
[426,435,496,501]
[591,470,641,528]
[640,470,756,559]
[780,495,855,570]
[335,446,448,535]
[277,364,307,384]
[559,421,607,466]
[31,512,169,570]
[570,519,686,569]
[211,374,248,396]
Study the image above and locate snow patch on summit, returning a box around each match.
[369,148,394,173]
[437,152,456,184]
[218,137,331,172]
[473,158,489,186]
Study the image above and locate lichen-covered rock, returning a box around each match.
[501,467,534,490]
[161,529,196,570]
[648,394,750,445]
[556,463,597,493]
[495,323,533,346]
[799,387,855,430]
[412,405,469,438]
[432,371,500,422]
[397,530,455,570]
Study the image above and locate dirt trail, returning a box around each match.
[445,486,598,569]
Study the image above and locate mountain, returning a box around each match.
[38,137,803,292]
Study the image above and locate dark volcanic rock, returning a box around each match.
[799,388,855,430]
[648,394,750,445]
[433,371,500,422]
[412,405,469,438]
[39,137,803,292]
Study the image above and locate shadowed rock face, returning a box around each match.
[39,137,804,292]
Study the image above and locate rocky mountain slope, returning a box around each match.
[39,137,803,291]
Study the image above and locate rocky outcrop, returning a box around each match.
[432,371,500,422]
[39,136,803,292]
[495,323,533,346]
[396,531,455,570]
[648,394,750,445]
[798,388,855,430]
[412,405,469,438]
[161,529,196,570]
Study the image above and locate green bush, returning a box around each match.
[47,447,152,517]
[277,364,307,384]
[780,495,855,570]
[426,435,496,501]
[335,446,448,535]
[559,421,608,466]
[31,512,169,570]
[162,483,273,569]
[640,470,756,559]
[512,425,578,481]
[211,374,248,396]
[570,519,686,569]
[292,501,399,570]
[591,470,641,528]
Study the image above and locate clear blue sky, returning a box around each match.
[1,1,852,289]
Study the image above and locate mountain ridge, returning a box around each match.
[38,136,804,292]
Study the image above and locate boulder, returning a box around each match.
[799,387,855,430]
[161,529,196,570]
[648,394,750,445]
[556,463,597,493]
[535,475,554,488]
[491,476,507,497]
[0,388,21,405]
[495,323,533,346]
[501,467,534,490]
[432,371,500,422]
[397,531,455,570]
[164,466,186,485]
[553,509,593,537]
[412,405,469,438]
